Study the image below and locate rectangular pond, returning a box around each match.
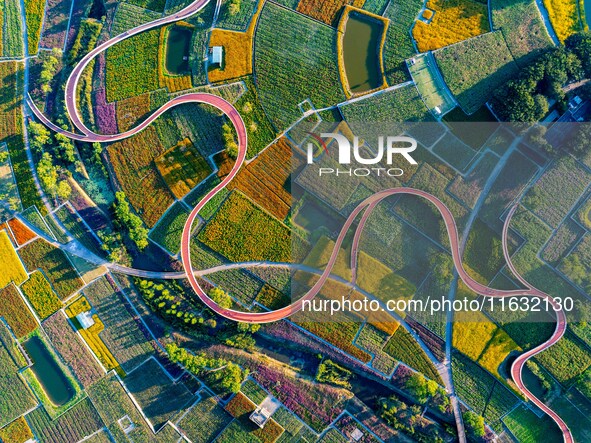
[165,26,193,75]
[24,336,75,406]
[342,12,384,93]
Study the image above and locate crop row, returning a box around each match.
[42,310,104,388]
[21,270,63,319]
[3,0,24,57]
[18,238,84,299]
[383,327,442,383]
[253,2,345,130]
[524,155,591,228]
[39,0,71,49]
[491,0,554,65]
[414,0,489,52]
[26,398,104,443]
[24,0,45,54]
[177,395,233,443]
[434,31,519,114]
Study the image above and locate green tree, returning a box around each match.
[112,192,149,250]
[37,152,58,196]
[209,287,232,309]
[56,180,72,201]
[463,411,485,439]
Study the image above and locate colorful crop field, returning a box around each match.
[296,0,356,25]
[491,0,554,65]
[0,324,37,428]
[0,62,44,211]
[383,327,442,383]
[0,230,28,288]
[43,311,104,388]
[116,92,152,132]
[254,2,346,130]
[3,0,24,57]
[0,284,37,337]
[413,0,490,52]
[82,276,154,372]
[65,296,121,373]
[543,220,585,265]
[357,252,416,305]
[209,30,252,82]
[125,358,194,430]
[502,404,562,443]
[434,31,519,114]
[21,271,63,319]
[177,395,233,443]
[0,417,34,443]
[382,0,424,85]
[24,0,45,54]
[149,201,190,254]
[18,239,84,299]
[39,0,72,49]
[107,126,175,227]
[155,138,212,199]
[199,191,305,263]
[105,28,160,102]
[222,138,301,220]
[543,0,584,42]
[523,156,591,228]
[8,217,36,245]
[26,397,104,443]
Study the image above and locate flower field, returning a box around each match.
[543,0,584,42]
[21,271,63,319]
[177,395,233,443]
[39,0,72,49]
[383,327,442,383]
[43,310,104,388]
[208,30,252,82]
[82,276,154,373]
[296,0,360,25]
[199,191,303,263]
[105,27,160,102]
[413,0,489,52]
[3,0,24,57]
[448,152,498,208]
[124,358,194,430]
[254,2,345,130]
[541,219,585,264]
[217,0,259,31]
[0,283,37,338]
[65,296,121,373]
[7,217,36,245]
[0,62,44,211]
[502,404,563,443]
[173,102,226,157]
[479,150,538,230]
[149,201,190,254]
[382,0,425,85]
[155,138,212,199]
[24,0,45,54]
[0,417,33,443]
[18,239,84,299]
[26,398,104,443]
[107,126,175,227]
[255,284,291,310]
[491,0,554,65]
[224,137,301,219]
[0,230,28,288]
[523,156,591,228]
[116,92,152,132]
[0,324,37,428]
[434,31,519,114]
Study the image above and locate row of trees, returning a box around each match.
[112,191,149,250]
[491,32,591,122]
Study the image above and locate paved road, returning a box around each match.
[27,0,573,439]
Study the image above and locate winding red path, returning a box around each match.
[27,0,573,440]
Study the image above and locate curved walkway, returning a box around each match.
[27,0,572,440]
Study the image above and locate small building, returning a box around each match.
[351,428,364,441]
[76,311,94,330]
[433,106,442,115]
[209,46,223,68]
[250,406,271,428]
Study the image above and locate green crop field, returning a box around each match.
[503,404,562,442]
[254,2,345,130]
[491,0,554,65]
[434,31,519,114]
[149,201,190,254]
[18,239,84,299]
[21,271,62,319]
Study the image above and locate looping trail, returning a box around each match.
[27,0,573,440]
